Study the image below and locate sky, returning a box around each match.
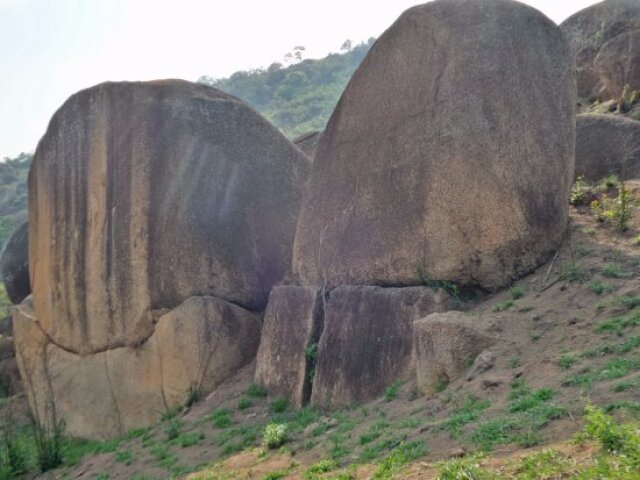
[0,0,600,160]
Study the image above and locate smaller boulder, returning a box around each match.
[414,312,494,394]
[0,222,29,304]
[575,114,640,181]
[311,286,454,409]
[595,30,640,100]
[255,286,324,408]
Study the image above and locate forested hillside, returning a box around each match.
[0,41,372,252]
[198,39,374,138]
[0,152,30,248]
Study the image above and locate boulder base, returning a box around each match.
[310,286,454,408]
[255,286,324,408]
[14,296,261,439]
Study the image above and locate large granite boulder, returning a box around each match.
[28,80,310,354]
[576,114,640,181]
[310,286,454,408]
[0,222,30,304]
[561,0,640,99]
[292,0,574,291]
[17,80,310,438]
[595,30,640,101]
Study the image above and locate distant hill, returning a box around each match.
[198,39,374,138]
[0,42,373,251]
[0,152,30,248]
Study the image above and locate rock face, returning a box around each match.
[310,286,454,408]
[413,312,494,394]
[561,0,640,99]
[596,30,640,100]
[28,80,310,355]
[17,80,310,438]
[0,222,30,304]
[255,286,324,408]
[576,114,640,181]
[293,131,322,160]
[292,0,574,291]
[15,295,261,439]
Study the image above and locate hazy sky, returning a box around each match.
[0,0,599,159]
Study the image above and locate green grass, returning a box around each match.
[493,300,515,312]
[383,381,402,402]
[582,336,640,358]
[245,384,268,398]
[372,440,427,479]
[237,398,253,411]
[269,397,289,413]
[588,280,614,295]
[563,357,640,387]
[470,417,520,451]
[559,354,577,370]
[560,262,587,282]
[174,431,205,448]
[508,388,555,413]
[211,408,233,428]
[598,311,640,335]
[114,449,134,465]
[439,395,491,438]
[602,264,624,278]
[510,286,525,299]
[359,420,389,445]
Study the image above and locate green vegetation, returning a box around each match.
[602,264,624,278]
[245,384,268,398]
[560,261,588,282]
[237,398,253,411]
[372,440,426,479]
[0,153,30,249]
[510,286,525,300]
[383,381,402,402]
[263,423,288,449]
[494,300,515,312]
[269,397,289,414]
[211,408,233,428]
[439,395,491,438]
[598,310,640,335]
[198,40,374,139]
[588,280,614,295]
[570,176,588,206]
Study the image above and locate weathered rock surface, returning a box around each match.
[29,80,310,354]
[292,0,574,291]
[0,222,30,304]
[255,286,323,408]
[14,295,261,439]
[561,0,640,99]
[595,30,640,100]
[310,286,454,408]
[293,131,322,160]
[413,312,494,394]
[576,114,640,181]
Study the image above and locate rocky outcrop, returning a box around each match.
[28,80,310,355]
[15,295,261,439]
[293,131,322,160]
[595,30,640,101]
[0,222,30,304]
[255,286,324,408]
[561,0,640,99]
[413,312,495,394]
[292,0,574,291]
[17,80,310,438]
[310,286,454,408]
[576,114,640,181]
